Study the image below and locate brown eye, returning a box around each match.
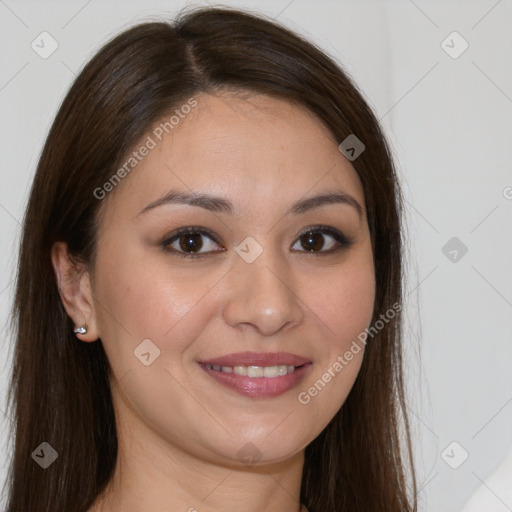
[291,226,353,254]
[178,233,204,253]
[162,225,352,259]
[162,228,223,257]
[299,231,326,251]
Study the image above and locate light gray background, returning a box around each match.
[1,1,511,511]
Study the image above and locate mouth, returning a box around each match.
[203,363,301,377]
[197,351,312,399]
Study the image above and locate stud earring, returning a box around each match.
[73,325,88,335]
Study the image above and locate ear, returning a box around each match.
[51,241,100,342]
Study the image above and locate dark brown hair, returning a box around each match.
[4,6,416,512]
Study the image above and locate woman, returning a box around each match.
[4,6,417,512]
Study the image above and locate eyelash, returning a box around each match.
[161,225,353,259]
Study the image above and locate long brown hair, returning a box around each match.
[4,6,416,511]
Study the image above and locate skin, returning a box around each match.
[52,91,375,512]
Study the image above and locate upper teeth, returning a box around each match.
[205,364,296,377]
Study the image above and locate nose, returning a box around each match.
[221,245,305,336]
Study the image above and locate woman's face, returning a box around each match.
[89,92,375,466]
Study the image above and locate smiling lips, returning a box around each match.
[198,351,312,398]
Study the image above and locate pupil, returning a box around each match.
[180,233,203,252]
[302,232,323,251]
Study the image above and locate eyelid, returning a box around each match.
[295,224,352,243]
[163,225,220,242]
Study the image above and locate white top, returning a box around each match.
[461,445,512,512]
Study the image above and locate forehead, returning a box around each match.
[102,92,365,221]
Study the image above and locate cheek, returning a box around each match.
[92,246,186,370]
[93,239,223,377]
[307,255,376,348]
[294,254,375,431]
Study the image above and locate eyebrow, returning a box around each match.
[135,189,364,219]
